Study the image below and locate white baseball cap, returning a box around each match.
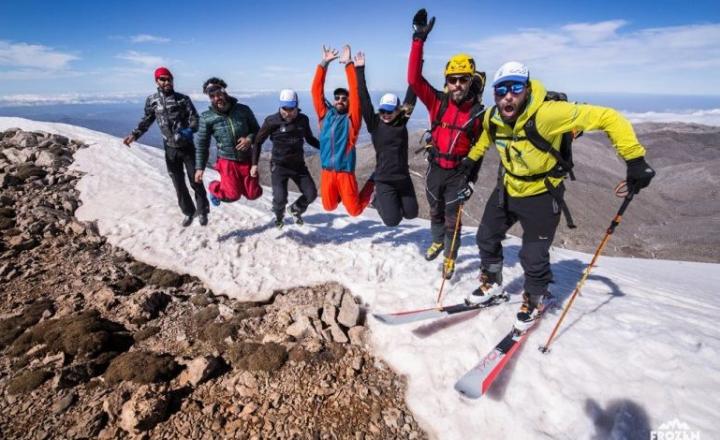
[279,89,298,108]
[493,61,530,86]
[378,93,400,112]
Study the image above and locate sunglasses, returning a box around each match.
[334,95,348,102]
[379,109,396,115]
[447,76,470,86]
[494,82,527,96]
[281,106,297,112]
[157,76,172,82]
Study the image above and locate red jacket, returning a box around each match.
[408,39,482,169]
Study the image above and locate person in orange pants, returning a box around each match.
[311,44,374,216]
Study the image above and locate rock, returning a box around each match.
[321,304,337,327]
[52,391,77,414]
[337,293,360,328]
[7,369,52,394]
[11,131,38,148]
[127,289,171,324]
[290,305,319,321]
[104,351,180,384]
[2,147,34,164]
[286,316,313,339]
[119,385,170,434]
[178,356,223,387]
[382,408,402,429]
[348,326,368,347]
[240,402,258,420]
[148,268,184,288]
[35,150,62,169]
[14,163,47,181]
[8,235,39,251]
[328,322,348,344]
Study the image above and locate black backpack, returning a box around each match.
[487,91,582,228]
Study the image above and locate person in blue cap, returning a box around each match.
[253,89,320,227]
[354,51,419,226]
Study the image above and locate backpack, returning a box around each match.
[487,91,582,228]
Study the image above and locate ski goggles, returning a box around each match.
[205,84,226,96]
[494,82,527,96]
[446,75,471,86]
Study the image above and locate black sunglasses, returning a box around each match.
[157,76,172,82]
[281,106,298,112]
[334,95,348,102]
[379,109,395,115]
[447,76,470,86]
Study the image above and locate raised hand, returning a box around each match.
[412,8,435,41]
[353,51,365,67]
[339,45,351,64]
[321,45,339,64]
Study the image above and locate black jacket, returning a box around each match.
[356,66,417,181]
[253,111,319,170]
[132,89,199,149]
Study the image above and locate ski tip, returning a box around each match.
[454,383,482,399]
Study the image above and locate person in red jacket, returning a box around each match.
[408,9,486,279]
[311,45,374,216]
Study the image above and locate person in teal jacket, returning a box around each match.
[194,77,262,206]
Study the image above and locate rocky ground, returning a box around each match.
[0,128,427,439]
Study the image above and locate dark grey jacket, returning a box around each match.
[131,89,199,149]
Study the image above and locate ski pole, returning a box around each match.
[539,184,637,354]
[436,202,464,307]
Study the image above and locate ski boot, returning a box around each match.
[209,194,221,207]
[514,292,550,333]
[424,242,444,261]
[198,213,208,226]
[274,215,284,230]
[181,215,193,227]
[465,270,504,305]
[287,205,304,226]
[442,257,455,280]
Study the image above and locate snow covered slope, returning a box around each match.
[2,117,718,439]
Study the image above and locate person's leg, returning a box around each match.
[398,177,419,220]
[182,148,208,215]
[290,168,318,214]
[374,181,403,226]
[320,169,340,212]
[425,165,446,259]
[441,170,468,259]
[209,158,242,202]
[240,162,263,200]
[514,189,562,298]
[165,148,195,216]
[271,165,289,219]
[337,172,373,216]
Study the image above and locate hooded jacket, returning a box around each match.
[467,79,646,197]
[195,96,260,170]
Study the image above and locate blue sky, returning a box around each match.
[1,0,719,102]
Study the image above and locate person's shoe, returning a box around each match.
[181,215,193,227]
[287,205,304,226]
[424,242,444,261]
[198,214,208,226]
[209,194,221,207]
[465,270,504,305]
[274,214,284,229]
[442,257,455,280]
[514,292,548,333]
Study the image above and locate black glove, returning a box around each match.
[626,157,655,193]
[458,156,481,179]
[412,9,435,42]
[457,181,475,203]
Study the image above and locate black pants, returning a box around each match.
[425,163,466,259]
[374,177,418,227]
[271,162,317,218]
[165,146,208,217]
[476,185,563,296]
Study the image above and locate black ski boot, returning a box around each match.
[287,204,304,226]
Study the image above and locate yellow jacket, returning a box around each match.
[467,79,646,197]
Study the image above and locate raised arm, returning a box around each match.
[407,9,439,109]
[354,51,378,133]
[340,45,362,150]
[311,45,339,122]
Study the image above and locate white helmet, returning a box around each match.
[493,61,529,86]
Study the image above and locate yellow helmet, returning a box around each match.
[445,53,475,77]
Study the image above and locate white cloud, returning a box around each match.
[462,21,720,94]
[116,51,169,69]
[130,34,171,44]
[0,40,78,70]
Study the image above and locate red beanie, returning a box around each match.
[154,67,173,80]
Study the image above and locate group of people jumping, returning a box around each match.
[123,9,656,329]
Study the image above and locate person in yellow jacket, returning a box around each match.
[460,61,655,330]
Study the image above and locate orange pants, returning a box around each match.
[320,169,374,216]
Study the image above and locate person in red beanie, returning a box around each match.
[124,67,209,227]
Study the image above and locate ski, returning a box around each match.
[372,294,509,326]
[454,298,556,398]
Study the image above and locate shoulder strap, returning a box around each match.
[524,114,574,176]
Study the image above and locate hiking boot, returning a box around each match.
[465,270,504,305]
[287,205,304,226]
[181,215,193,227]
[209,194,221,207]
[442,257,455,280]
[274,218,284,229]
[198,214,208,226]
[425,242,444,261]
[514,292,548,333]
